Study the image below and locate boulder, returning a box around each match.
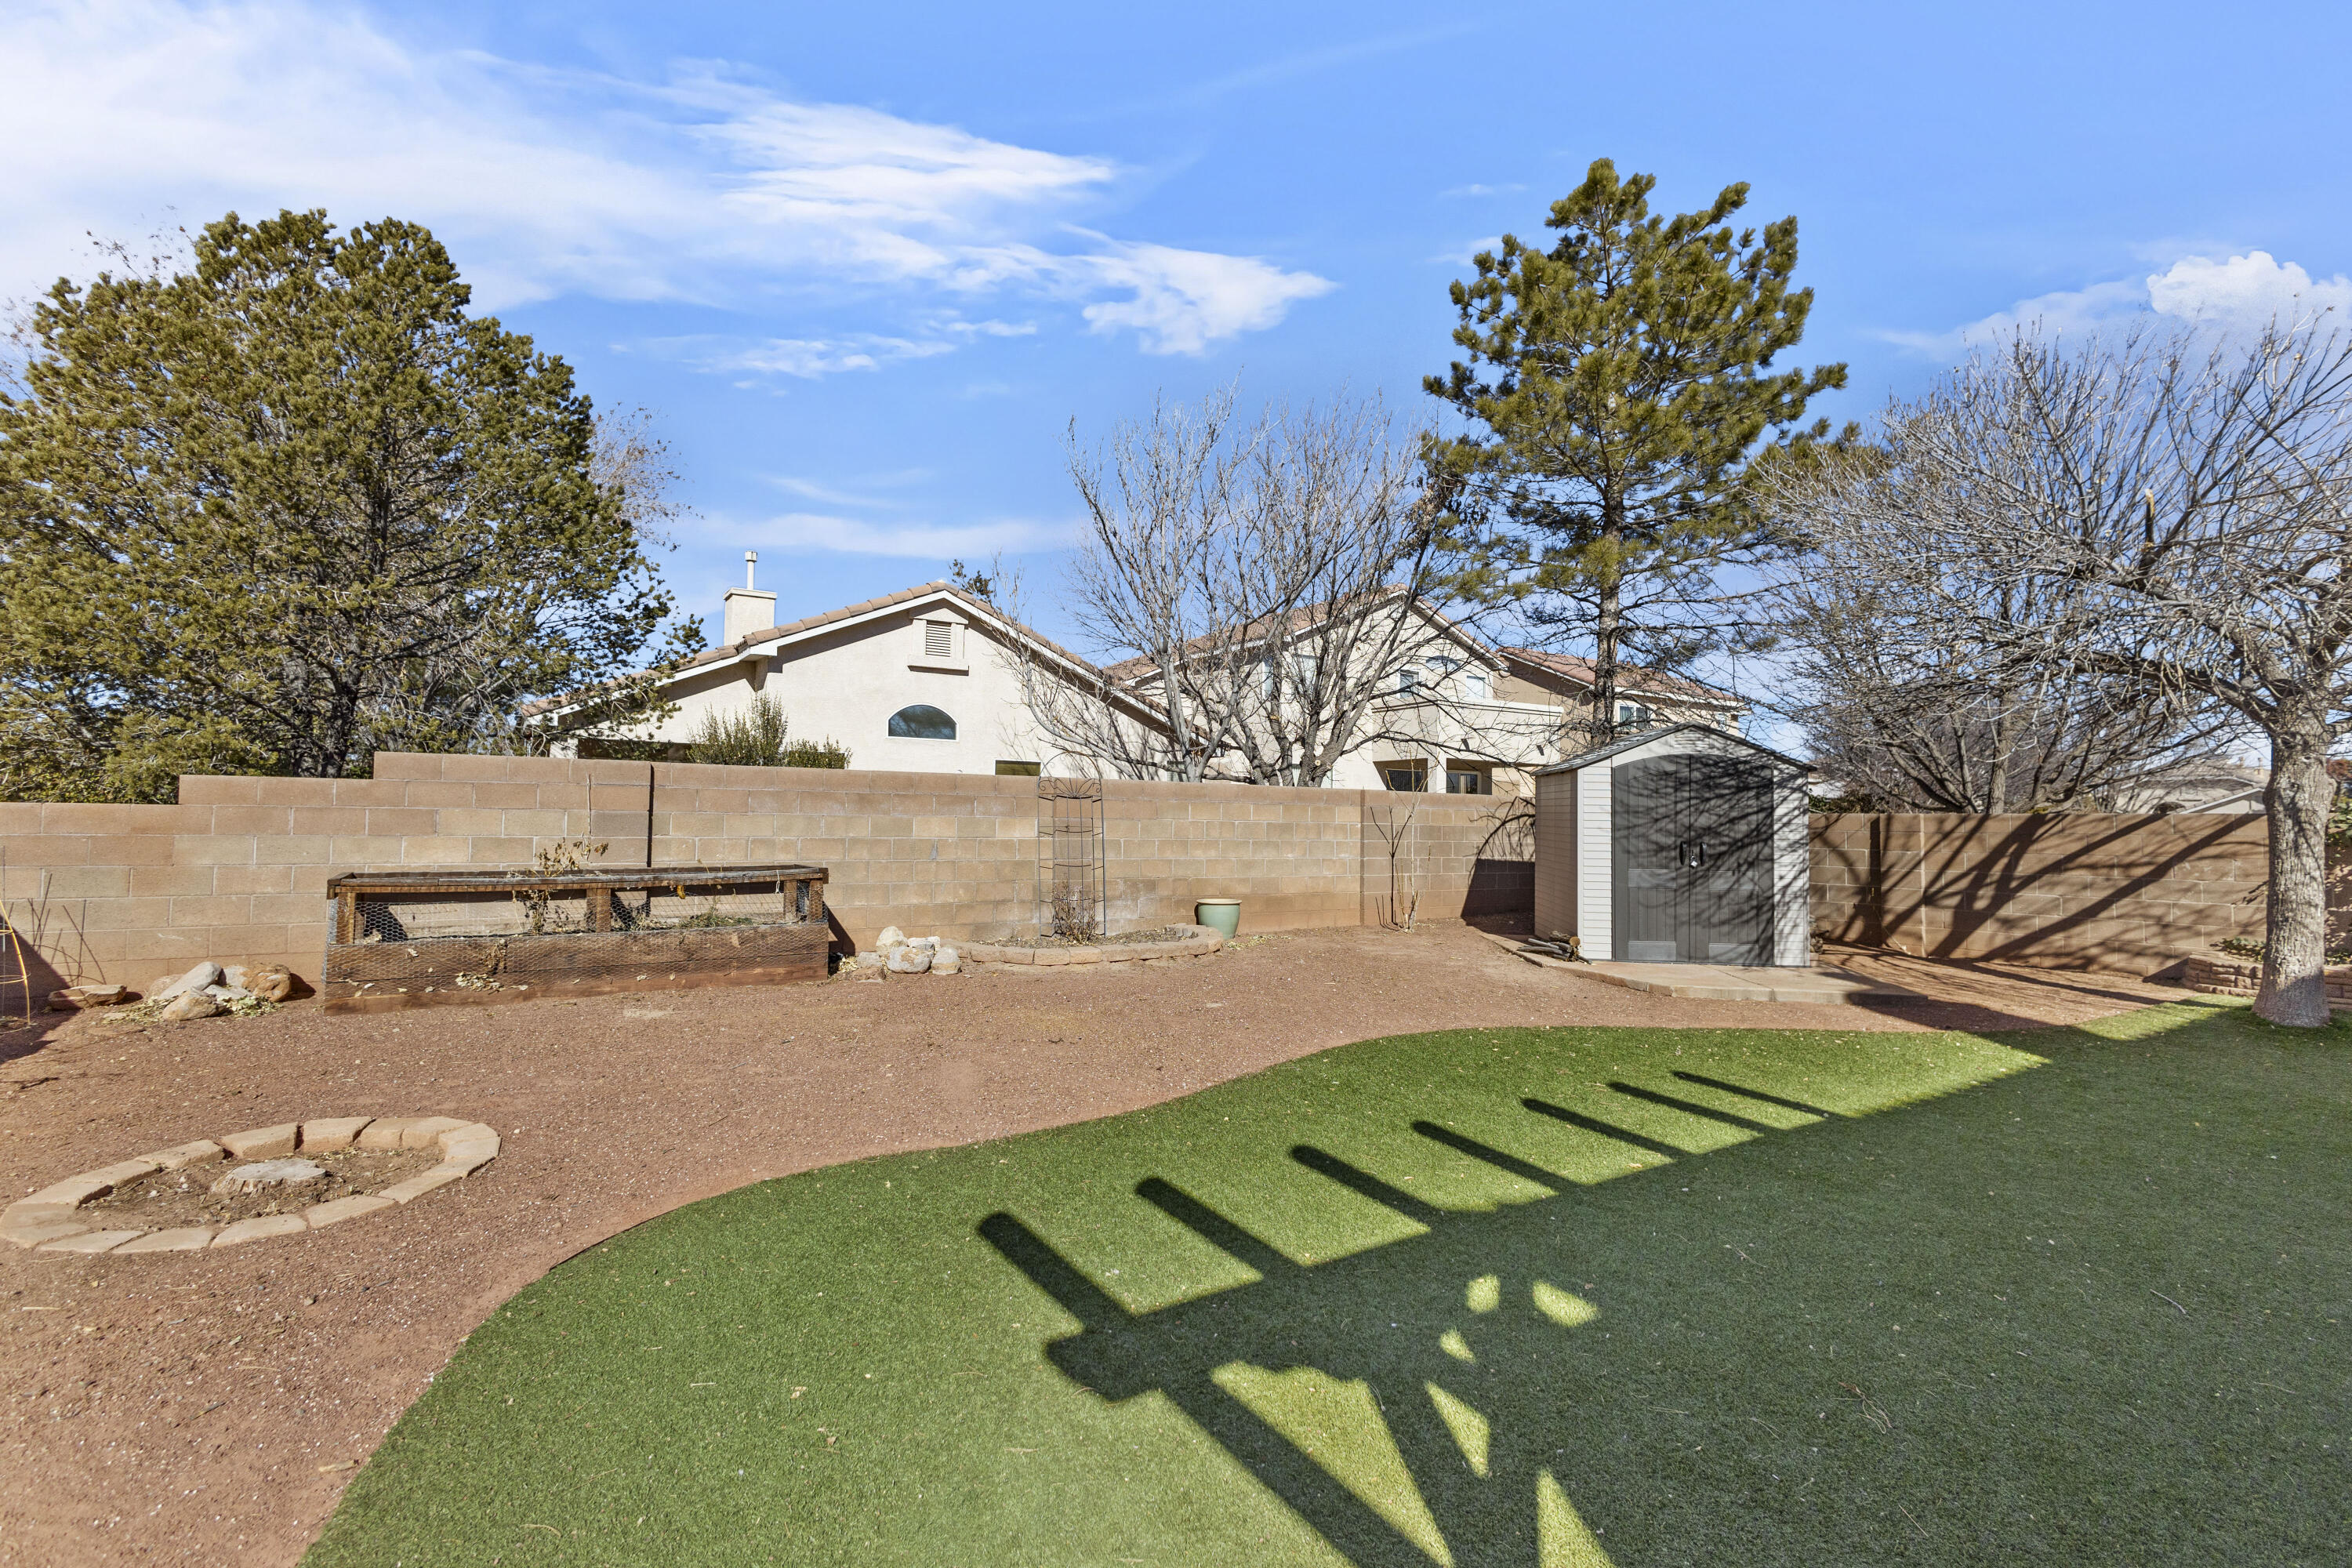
[45,984,129,1012]
[201,983,255,1003]
[875,925,906,949]
[153,962,224,1003]
[158,992,227,1022]
[910,936,938,950]
[884,945,933,975]
[223,965,249,991]
[247,964,296,1003]
[931,946,963,975]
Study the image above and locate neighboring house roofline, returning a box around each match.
[527,582,1170,732]
[1104,588,1498,690]
[1498,647,1744,710]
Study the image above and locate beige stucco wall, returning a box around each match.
[1,753,1535,1000]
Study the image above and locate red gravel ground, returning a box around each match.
[0,920,2191,1566]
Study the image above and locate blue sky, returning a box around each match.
[9,0,2352,671]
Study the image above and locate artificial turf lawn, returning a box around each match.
[307,1002,2351,1567]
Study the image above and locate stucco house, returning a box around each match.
[561,569,1751,793]
[560,571,1152,777]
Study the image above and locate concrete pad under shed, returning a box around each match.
[1580,960,1927,1004]
[1472,929,1925,1005]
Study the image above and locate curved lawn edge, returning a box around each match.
[311,1000,2348,1568]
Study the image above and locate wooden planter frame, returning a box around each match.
[321,863,830,1013]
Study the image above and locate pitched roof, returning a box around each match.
[1536,721,1811,775]
[1499,648,1742,709]
[528,582,1164,726]
[1102,590,1495,689]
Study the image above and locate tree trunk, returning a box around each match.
[1592,503,1622,746]
[2256,724,2335,1028]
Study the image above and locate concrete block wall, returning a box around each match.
[2,753,1534,996]
[1809,810,2270,975]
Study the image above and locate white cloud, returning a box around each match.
[2147,251,2352,328]
[648,333,961,379]
[1439,183,1523,198]
[1886,251,2352,356]
[1428,236,1504,267]
[703,509,1080,559]
[1073,239,1337,355]
[0,0,1330,354]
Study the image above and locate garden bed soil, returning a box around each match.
[0,918,2200,1568]
[81,1147,439,1230]
[993,925,1196,949]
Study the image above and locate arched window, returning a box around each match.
[888,704,957,740]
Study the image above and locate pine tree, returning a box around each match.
[0,209,700,800]
[1428,159,1846,746]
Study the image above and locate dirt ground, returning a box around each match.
[0,920,2194,1566]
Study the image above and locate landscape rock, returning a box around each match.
[875,925,906,949]
[46,984,129,1012]
[223,965,249,991]
[153,962,224,1003]
[931,946,962,975]
[910,936,938,950]
[201,984,255,1003]
[248,964,296,1003]
[884,945,933,975]
[211,1158,327,1196]
[158,992,227,1022]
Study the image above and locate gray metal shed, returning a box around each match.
[1533,723,1813,966]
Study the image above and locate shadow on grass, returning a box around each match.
[984,1005,2350,1566]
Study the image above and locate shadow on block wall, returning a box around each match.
[1811,811,2268,975]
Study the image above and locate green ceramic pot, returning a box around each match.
[1194,898,1241,938]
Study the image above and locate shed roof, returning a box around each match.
[1534,721,1813,776]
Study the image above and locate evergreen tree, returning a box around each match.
[1428,160,1846,745]
[0,209,699,800]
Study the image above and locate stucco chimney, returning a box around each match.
[723,550,777,645]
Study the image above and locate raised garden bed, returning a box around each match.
[323,863,829,1013]
[960,924,1227,967]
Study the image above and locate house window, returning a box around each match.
[1463,672,1490,701]
[1381,760,1428,792]
[1445,763,1491,795]
[924,619,956,661]
[994,760,1041,776]
[888,705,957,739]
[1617,701,1653,730]
[1396,666,1420,693]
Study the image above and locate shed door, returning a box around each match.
[1609,753,1774,964]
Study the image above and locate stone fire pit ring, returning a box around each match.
[957,923,1229,967]
[2,1116,499,1255]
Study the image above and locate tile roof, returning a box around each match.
[1499,648,1742,707]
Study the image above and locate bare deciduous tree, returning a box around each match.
[1766,323,2352,1026]
[1015,389,1468,786]
[1773,555,2222,813]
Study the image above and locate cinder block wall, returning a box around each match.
[1,753,1533,994]
[1809,811,2270,974]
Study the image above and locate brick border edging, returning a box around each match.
[0,1117,499,1254]
[958,924,1228,967]
[2178,953,2352,1008]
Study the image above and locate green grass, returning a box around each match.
[307,1003,2352,1566]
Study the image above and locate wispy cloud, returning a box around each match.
[1439,183,1523,198]
[700,508,1080,559]
[0,0,1332,354]
[1428,235,1503,267]
[1885,250,2352,356]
